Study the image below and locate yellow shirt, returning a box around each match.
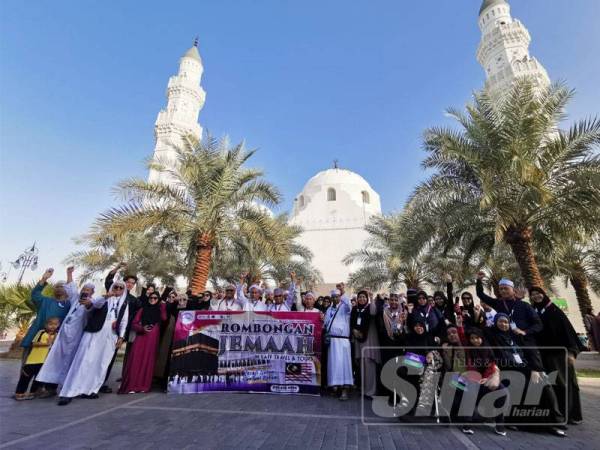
[25,330,51,365]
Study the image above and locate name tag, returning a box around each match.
[357,317,362,326]
[510,321,517,330]
[513,353,523,364]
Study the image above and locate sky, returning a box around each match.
[1,0,599,284]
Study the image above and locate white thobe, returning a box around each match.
[37,283,89,385]
[325,296,353,386]
[268,302,290,312]
[59,294,128,398]
[235,284,268,311]
[211,298,243,311]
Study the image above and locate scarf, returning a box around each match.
[141,302,162,326]
[383,307,403,339]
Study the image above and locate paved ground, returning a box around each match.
[0,360,599,450]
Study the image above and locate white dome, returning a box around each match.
[291,167,381,220]
[290,167,381,287]
[303,168,375,192]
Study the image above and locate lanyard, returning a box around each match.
[326,306,341,334]
[219,299,235,310]
[502,300,515,319]
[420,305,431,319]
[110,299,120,318]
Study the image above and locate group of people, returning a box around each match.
[14,264,591,438]
[14,264,303,405]
[320,274,587,437]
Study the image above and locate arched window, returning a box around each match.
[299,195,305,207]
[361,190,370,204]
[327,188,336,201]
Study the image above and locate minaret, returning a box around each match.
[476,0,550,96]
[149,39,206,184]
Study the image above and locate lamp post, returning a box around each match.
[11,243,39,285]
[0,262,9,283]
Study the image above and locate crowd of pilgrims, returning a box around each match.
[14,264,593,438]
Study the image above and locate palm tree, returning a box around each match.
[0,283,44,356]
[208,213,322,288]
[344,215,431,291]
[404,78,600,288]
[93,136,282,294]
[550,235,600,323]
[66,229,188,285]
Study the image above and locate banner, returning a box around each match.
[167,310,322,395]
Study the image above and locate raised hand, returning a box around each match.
[41,268,54,282]
[444,274,452,283]
[477,271,486,281]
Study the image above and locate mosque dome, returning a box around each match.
[290,166,381,290]
[291,167,381,220]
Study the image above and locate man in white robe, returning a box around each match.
[324,288,353,400]
[267,272,296,312]
[236,283,267,311]
[57,282,129,405]
[36,281,95,393]
[211,284,243,311]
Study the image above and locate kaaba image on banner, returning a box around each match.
[170,332,219,377]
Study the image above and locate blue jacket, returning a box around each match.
[21,283,70,348]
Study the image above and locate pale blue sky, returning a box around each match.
[1,0,599,283]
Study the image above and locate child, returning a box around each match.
[15,317,60,400]
[465,328,507,436]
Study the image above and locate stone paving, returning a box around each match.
[0,360,599,450]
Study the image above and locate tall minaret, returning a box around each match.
[148,39,206,184]
[476,0,550,96]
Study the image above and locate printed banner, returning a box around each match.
[167,310,322,395]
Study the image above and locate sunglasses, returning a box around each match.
[149,296,159,300]
[113,286,124,290]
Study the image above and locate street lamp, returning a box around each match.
[11,243,39,285]
[0,262,9,283]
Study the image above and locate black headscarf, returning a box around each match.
[529,286,585,356]
[406,316,437,355]
[465,327,495,373]
[141,299,162,326]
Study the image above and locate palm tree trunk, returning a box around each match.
[570,269,593,326]
[189,233,213,295]
[505,225,545,288]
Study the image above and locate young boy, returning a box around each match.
[15,317,60,400]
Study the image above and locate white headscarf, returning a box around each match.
[82,282,95,293]
[108,281,128,306]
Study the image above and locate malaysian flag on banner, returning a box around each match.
[285,362,313,383]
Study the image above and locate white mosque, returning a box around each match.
[147,0,551,291]
[145,0,598,329]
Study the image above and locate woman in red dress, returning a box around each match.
[119,292,167,393]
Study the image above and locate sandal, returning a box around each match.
[15,393,35,401]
